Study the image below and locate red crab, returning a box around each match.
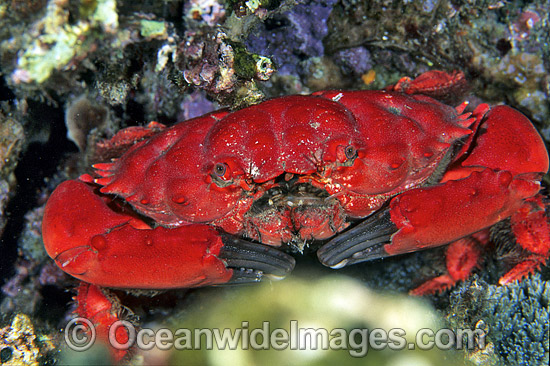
[42,70,549,359]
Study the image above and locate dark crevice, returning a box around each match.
[0,77,15,101]
[0,100,76,302]
[35,285,74,324]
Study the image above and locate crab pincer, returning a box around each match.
[42,179,295,290]
[317,207,396,268]
[218,232,296,284]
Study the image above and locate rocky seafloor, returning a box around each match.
[0,0,548,365]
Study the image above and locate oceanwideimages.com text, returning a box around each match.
[65,318,486,357]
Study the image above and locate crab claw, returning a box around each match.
[317,208,397,268]
[219,234,296,284]
[43,179,295,290]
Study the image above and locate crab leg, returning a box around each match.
[43,179,295,290]
[408,232,487,295]
[72,282,130,361]
[407,194,550,295]
[501,195,550,283]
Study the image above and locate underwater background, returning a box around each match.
[0,0,549,365]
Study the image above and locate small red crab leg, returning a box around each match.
[409,194,550,295]
[408,231,488,295]
[502,195,550,284]
[388,70,468,100]
[74,283,130,361]
[43,179,294,289]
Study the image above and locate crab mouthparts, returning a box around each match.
[249,177,333,213]
[244,176,347,251]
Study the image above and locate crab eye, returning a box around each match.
[344,145,357,160]
[214,163,227,177]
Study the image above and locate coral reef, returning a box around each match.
[6,0,118,85]
[1,204,70,316]
[0,114,24,236]
[484,275,549,365]
[246,0,336,75]
[446,274,549,366]
[174,28,275,107]
[322,0,550,144]
[245,0,340,93]
[0,314,55,366]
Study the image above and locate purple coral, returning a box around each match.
[177,91,216,121]
[333,47,373,76]
[245,0,338,76]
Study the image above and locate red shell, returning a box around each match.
[93,91,473,233]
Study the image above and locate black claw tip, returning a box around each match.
[317,208,397,268]
[219,233,296,284]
